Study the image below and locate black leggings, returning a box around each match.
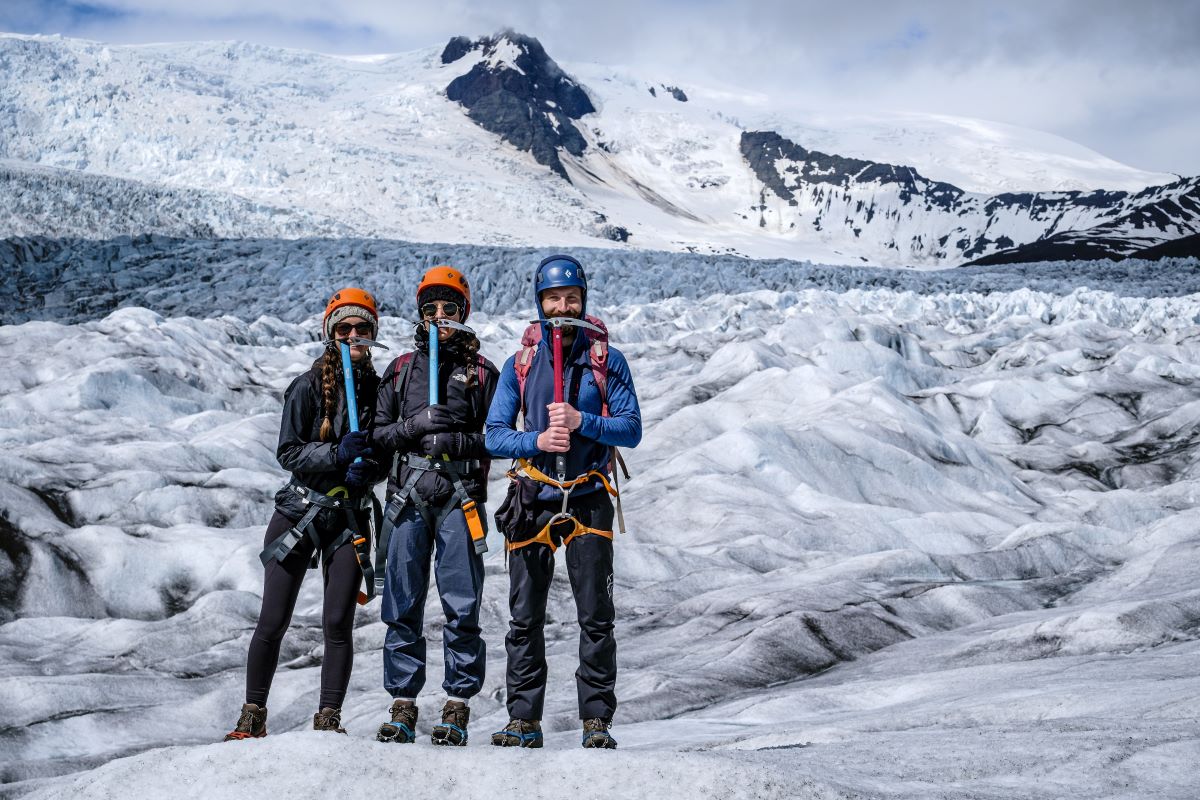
[245,510,367,710]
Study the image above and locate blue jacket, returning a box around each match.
[486,328,642,500]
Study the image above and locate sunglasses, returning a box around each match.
[333,321,374,336]
[421,301,462,319]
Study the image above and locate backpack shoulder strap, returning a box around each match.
[392,352,416,400]
[514,323,542,413]
[584,315,610,415]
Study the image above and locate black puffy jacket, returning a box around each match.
[374,336,498,506]
[273,355,381,522]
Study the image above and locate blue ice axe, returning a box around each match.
[333,334,390,605]
[335,334,389,460]
[423,317,487,554]
[426,318,475,405]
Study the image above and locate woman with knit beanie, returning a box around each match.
[372,266,499,747]
[224,288,384,740]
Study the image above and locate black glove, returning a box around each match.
[335,430,373,466]
[420,432,468,460]
[345,458,377,490]
[403,405,454,439]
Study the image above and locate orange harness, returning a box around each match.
[505,458,619,553]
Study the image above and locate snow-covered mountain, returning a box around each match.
[1,30,1194,266]
[3,264,1200,798]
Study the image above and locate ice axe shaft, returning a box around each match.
[426,319,476,405]
[552,326,566,481]
[338,342,363,463]
[536,317,599,483]
[540,317,603,483]
[332,336,389,454]
[428,322,440,406]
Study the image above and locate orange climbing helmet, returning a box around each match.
[416,266,472,320]
[322,287,379,340]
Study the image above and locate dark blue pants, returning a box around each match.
[505,491,616,721]
[381,504,486,699]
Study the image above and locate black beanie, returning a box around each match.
[417,284,466,311]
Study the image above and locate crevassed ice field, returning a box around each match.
[2,242,1199,800]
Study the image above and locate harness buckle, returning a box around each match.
[549,482,574,526]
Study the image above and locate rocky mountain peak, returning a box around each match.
[442,31,594,180]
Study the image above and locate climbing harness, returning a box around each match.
[373,343,491,595]
[259,480,377,603]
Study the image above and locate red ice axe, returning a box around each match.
[540,316,603,484]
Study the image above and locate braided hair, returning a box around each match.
[318,343,372,441]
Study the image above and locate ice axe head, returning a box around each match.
[321,335,390,351]
[425,317,475,344]
[429,319,475,335]
[536,316,604,335]
[343,335,389,350]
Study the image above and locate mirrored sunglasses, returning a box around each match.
[421,301,461,318]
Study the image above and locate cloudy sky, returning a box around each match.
[4,0,1198,176]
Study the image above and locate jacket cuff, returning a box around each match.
[518,431,542,459]
[577,411,601,441]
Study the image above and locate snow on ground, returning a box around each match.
[2,272,1200,798]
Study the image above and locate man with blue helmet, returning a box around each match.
[486,254,642,749]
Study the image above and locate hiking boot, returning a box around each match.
[491,718,543,748]
[581,718,617,749]
[431,699,470,746]
[313,706,347,734]
[376,699,418,743]
[223,703,267,741]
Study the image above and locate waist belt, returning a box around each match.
[397,454,481,474]
[374,453,488,598]
[504,458,619,553]
[260,480,377,604]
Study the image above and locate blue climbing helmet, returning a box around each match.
[534,254,587,317]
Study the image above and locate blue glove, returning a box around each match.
[336,430,372,466]
[345,458,377,490]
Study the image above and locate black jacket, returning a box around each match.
[374,338,499,506]
[273,355,381,522]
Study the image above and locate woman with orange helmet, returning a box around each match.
[224,287,385,741]
[371,266,499,747]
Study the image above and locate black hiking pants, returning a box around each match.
[245,509,368,710]
[505,490,616,721]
